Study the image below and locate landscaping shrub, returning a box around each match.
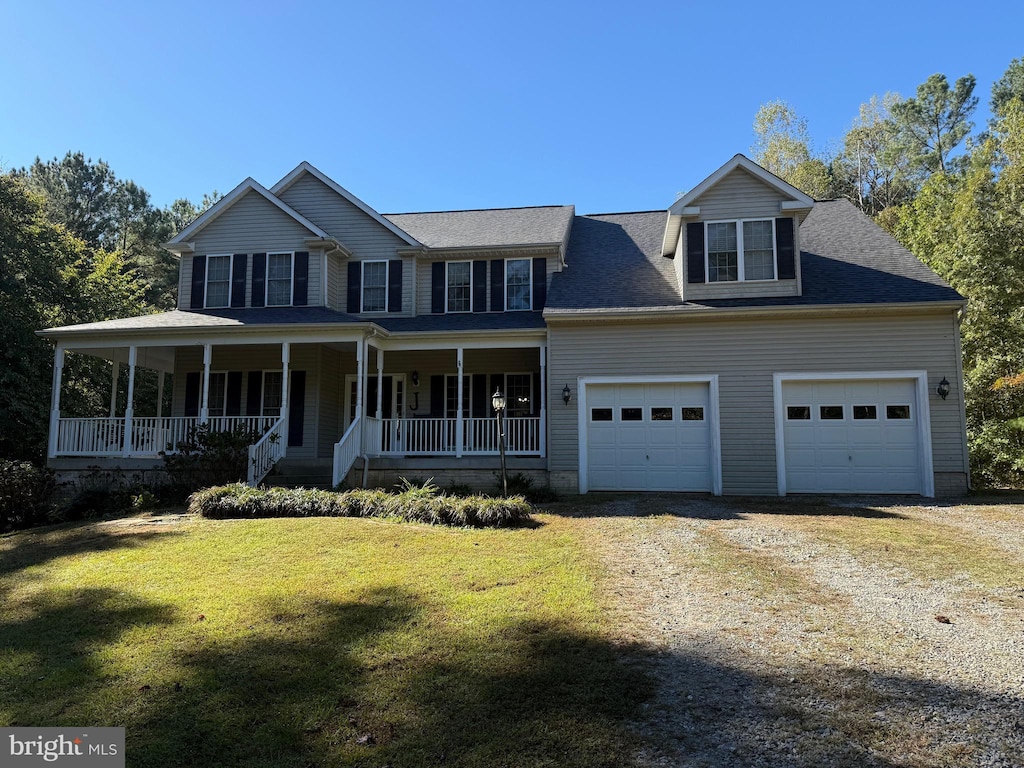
[0,460,55,531]
[496,471,558,503]
[189,483,533,528]
[162,424,266,492]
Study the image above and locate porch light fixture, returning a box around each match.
[411,370,419,388]
[937,377,951,400]
[562,384,571,406]
[492,388,508,497]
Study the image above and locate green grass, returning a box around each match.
[0,513,651,767]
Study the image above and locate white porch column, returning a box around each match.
[109,362,120,417]
[375,348,384,419]
[539,344,547,458]
[456,347,464,458]
[157,371,165,419]
[200,343,212,422]
[122,346,137,458]
[47,345,65,458]
[356,338,365,452]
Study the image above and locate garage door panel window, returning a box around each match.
[651,407,673,421]
[681,407,705,421]
[621,408,642,421]
[886,405,912,420]
[820,405,844,420]
[591,408,613,422]
[786,405,811,420]
[853,405,878,420]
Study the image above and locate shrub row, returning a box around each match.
[189,483,533,528]
[0,460,56,532]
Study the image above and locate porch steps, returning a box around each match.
[264,459,334,490]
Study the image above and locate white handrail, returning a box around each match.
[362,416,541,457]
[332,416,362,488]
[54,415,280,457]
[247,418,285,486]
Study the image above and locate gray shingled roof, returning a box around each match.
[384,206,574,249]
[546,199,963,313]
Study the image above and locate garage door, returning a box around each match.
[782,379,922,494]
[586,382,712,492]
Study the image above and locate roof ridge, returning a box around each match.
[384,204,573,216]
[581,209,666,217]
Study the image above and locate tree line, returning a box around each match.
[0,154,218,461]
[753,58,1024,486]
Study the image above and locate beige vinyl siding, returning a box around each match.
[547,311,966,495]
[415,255,556,315]
[318,347,343,457]
[179,257,193,309]
[692,167,788,220]
[277,174,414,316]
[171,343,321,459]
[686,278,798,300]
[327,251,344,310]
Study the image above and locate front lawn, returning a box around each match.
[0,513,650,767]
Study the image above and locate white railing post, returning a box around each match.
[200,343,212,423]
[48,345,65,458]
[456,347,464,458]
[122,346,137,457]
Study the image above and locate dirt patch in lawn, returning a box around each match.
[554,495,1024,768]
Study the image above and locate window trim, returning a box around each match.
[204,254,234,309]
[360,259,389,313]
[503,371,533,417]
[265,251,295,307]
[504,258,533,311]
[207,370,229,417]
[704,218,778,283]
[261,369,284,418]
[445,260,473,313]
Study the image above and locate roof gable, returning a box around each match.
[166,178,331,251]
[271,161,420,247]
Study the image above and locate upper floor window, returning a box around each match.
[267,252,293,306]
[706,219,776,282]
[205,255,232,308]
[361,260,387,312]
[447,261,471,313]
[506,259,532,310]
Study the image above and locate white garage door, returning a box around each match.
[586,382,712,492]
[782,379,922,494]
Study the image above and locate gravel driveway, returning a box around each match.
[568,495,1024,768]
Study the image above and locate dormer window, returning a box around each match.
[706,219,776,282]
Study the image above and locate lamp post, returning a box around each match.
[492,387,507,497]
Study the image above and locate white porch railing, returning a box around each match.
[331,416,362,488]
[247,418,286,486]
[55,415,279,457]
[362,416,541,456]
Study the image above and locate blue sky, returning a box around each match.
[2,0,1021,215]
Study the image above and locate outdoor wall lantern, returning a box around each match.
[937,377,951,400]
[492,388,508,497]
[411,371,419,388]
[562,384,572,406]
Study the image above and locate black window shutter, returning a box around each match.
[288,370,306,447]
[431,262,445,314]
[472,260,487,312]
[532,257,546,310]
[388,259,403,312]
[686,223,705,284]
[246,371,263,416]
[490,258,504,312]
[347,261,361,313]
[430,375,444,417]
[226,371,243,416]
[184,372,200,417]
[230,254,247,308]
[471,373,488,418]
[776,217,796,280]
[532,372,542,416]
[251,253,266,307]
[293,251,309,306]
[190,255,206,309]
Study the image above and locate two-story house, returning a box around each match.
[39,154,969,496]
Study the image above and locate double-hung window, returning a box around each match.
[208,372,228,417]
[446,261,471,313]
[262,371,283,417]
[505,259,531,310]
[266,253,293,306]
[361,261,387,312]
[504,373,532,417]
[205,255,232,308]
[706,219,776,282]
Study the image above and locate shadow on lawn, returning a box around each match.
[0,519,185,578]
[542,494,909,521]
